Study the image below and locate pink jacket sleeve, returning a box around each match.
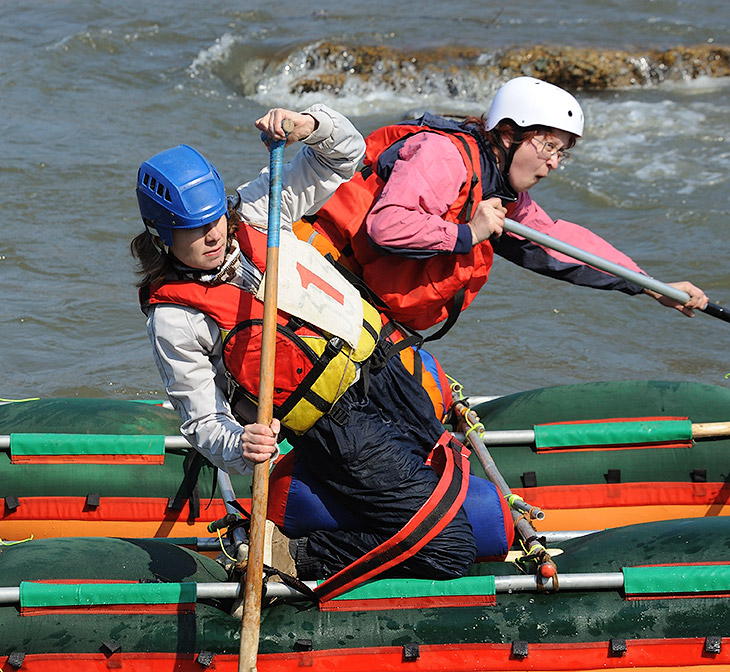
[509,192,645,273]
[365,132,473,256]
[492,192,647,294]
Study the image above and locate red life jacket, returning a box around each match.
[299,118,497,331]
[140,225,381,434]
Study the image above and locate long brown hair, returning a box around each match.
[130,208,241,288]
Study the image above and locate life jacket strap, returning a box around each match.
[313,431,471,603]
[423,287,465,343]
[275,336,346,420]
[324,253,390,310]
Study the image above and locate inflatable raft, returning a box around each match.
[469,379,730,532]
[1,516,729,671]
[0,397,246,540]
[2,380,728,542]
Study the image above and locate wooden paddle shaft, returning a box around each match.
[239,118,293,672]
[692,421,730,439]
[239,248,278,672]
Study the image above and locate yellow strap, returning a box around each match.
[506,494,524,508]
[0,534,34,546]
[216,527,239,562]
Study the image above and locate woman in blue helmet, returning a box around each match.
[131,105,510,587]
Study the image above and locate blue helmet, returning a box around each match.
[136,144,227,247]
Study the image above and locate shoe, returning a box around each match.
[268,521,297,578]
[288,536,324,581]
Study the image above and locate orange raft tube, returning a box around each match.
[2,379,729,542]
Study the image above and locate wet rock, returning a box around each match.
[270,41,730,95]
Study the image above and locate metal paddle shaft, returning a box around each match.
[239,117,294,672]
[0,571,632,605]
[455,404,550,557]
[452,420,730,447]
[217,470,249,556]
[503,218,729,323]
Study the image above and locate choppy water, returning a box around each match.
[2,1,729,401]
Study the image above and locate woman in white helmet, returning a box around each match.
[296,76,708,336]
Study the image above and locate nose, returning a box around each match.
[545,153,560,170]
[205,221,223,242]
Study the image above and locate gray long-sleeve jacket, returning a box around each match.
[145,104,366,474]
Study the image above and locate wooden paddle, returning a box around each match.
[503,218,730,323]
[239,117,294,672]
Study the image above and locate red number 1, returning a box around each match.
[296,262,345,305]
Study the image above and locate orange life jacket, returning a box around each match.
[296,115,499,331]
[141,225,381,434]
[380,318,454,423]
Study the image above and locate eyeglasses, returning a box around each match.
[531,137,571,164]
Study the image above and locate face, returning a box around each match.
[506,129,572,193]
[170,214,228,270]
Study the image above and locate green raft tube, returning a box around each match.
[1,516,730,671]
[1,379,729,541]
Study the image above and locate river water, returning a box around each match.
[2,1,729,402]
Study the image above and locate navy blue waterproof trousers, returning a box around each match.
[286,354,476,580]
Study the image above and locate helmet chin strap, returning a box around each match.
[501,128,524,185]
[145,217,243,286]
[171,238,243,286]
[206,238,242,285]
[145,225,169,254]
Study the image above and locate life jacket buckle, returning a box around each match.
[225,370,239,400]
[367,341,389,372]
[327,401,349,426]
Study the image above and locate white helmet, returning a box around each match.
[486,76,584,137]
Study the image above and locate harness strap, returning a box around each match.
[313,431,471,603]
[275,337,345,420]
[423,287,465,343]
[324,253,390,310]
[168,449,205,519]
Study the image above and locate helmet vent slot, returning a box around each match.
[140,173,171,202]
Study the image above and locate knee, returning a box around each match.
[420,517,477,579]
